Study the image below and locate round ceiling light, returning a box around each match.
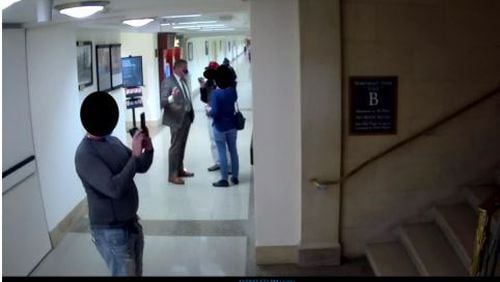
[54,1,109,19]
[122,18,155,27]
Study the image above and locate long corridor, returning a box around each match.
[32,55,255,276]
[29,54,372,277]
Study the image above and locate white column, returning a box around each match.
[251,0,302,258]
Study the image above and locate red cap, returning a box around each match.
[207,61,219,70]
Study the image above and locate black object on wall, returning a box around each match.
[350,76,398,135]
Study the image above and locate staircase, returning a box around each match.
[366,169,500,276]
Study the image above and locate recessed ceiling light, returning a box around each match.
[172,24,226,29]
[54,1,109,19]
[162,14,202,19]
[202,28,236,32]
[123,18,154,27]
[178,21,217,25]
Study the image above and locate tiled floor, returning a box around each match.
[30,55,373,277]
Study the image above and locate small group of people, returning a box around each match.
[160,57,240,187]
[199,58,239,187]
[74,57,241,276]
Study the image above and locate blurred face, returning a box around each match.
[175,63,188,78]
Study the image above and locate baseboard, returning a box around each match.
[255,245,298,265]
[255,243,342,266]
[298,242,342,266]
[126,119,161,129]
[49,199,87,247]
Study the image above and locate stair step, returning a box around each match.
[366,242,419,276]
[400,223,468,276]
[433,203,477,269]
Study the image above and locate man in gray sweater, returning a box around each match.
[75,91,153,276]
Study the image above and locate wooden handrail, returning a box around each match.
[334,85,500,185]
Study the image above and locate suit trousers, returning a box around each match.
[169,114,191,177]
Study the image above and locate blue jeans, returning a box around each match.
[213,127,239,181]
[91,222,144,276]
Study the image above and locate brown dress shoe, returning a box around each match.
[178,169,194,177]
[168,176,185,185]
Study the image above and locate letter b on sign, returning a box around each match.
[369,92,379,106]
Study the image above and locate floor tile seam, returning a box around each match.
[64,231,249,239]
[68,218,251,237]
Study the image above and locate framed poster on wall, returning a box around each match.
[77,41,93,90]
[187,42,193,61]
[96,45,112,92]
[110,44,122,89]
[349,76,398,135]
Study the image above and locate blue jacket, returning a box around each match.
[208,87,237,132]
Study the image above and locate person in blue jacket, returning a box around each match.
[206,64,239,187]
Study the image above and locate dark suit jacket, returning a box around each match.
[160,75,194,129]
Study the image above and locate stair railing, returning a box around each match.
[472,192,500,276]
[313,85,500,275]
[323,85,500,187]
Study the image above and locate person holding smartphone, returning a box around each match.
[75,91,154,276]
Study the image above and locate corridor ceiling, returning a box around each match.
[2,0,250,36]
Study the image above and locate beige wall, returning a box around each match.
[121,33,161,123]
[341,0,500,257]
[299,0,342,253]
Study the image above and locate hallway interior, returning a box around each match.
[29,55,372,277]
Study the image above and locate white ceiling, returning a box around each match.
[2,0,250,36]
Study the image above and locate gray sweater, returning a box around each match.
[75,135,153,228]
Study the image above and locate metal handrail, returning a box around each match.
[333,85,500,186]
[472,192,500,276]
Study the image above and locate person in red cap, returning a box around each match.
[199,61,229,172]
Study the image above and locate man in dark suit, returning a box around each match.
[160,59,195,185]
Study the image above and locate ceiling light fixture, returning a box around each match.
[2,0,21,10]
[123,18,154,27]
[172,24,226,29]
[179,21,217,25]
[54,1,109,19]
[202,28,236,32]
[162,14,202,19]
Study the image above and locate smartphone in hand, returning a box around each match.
[140,112,149,137]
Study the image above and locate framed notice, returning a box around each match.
[350,76,398,135]
[76,41,93,90]
[96,45,112,92]
[187,42,193,61]
[110,44,122,89]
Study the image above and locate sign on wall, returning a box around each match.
[125,87,143,109]
[350,76,398,135]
